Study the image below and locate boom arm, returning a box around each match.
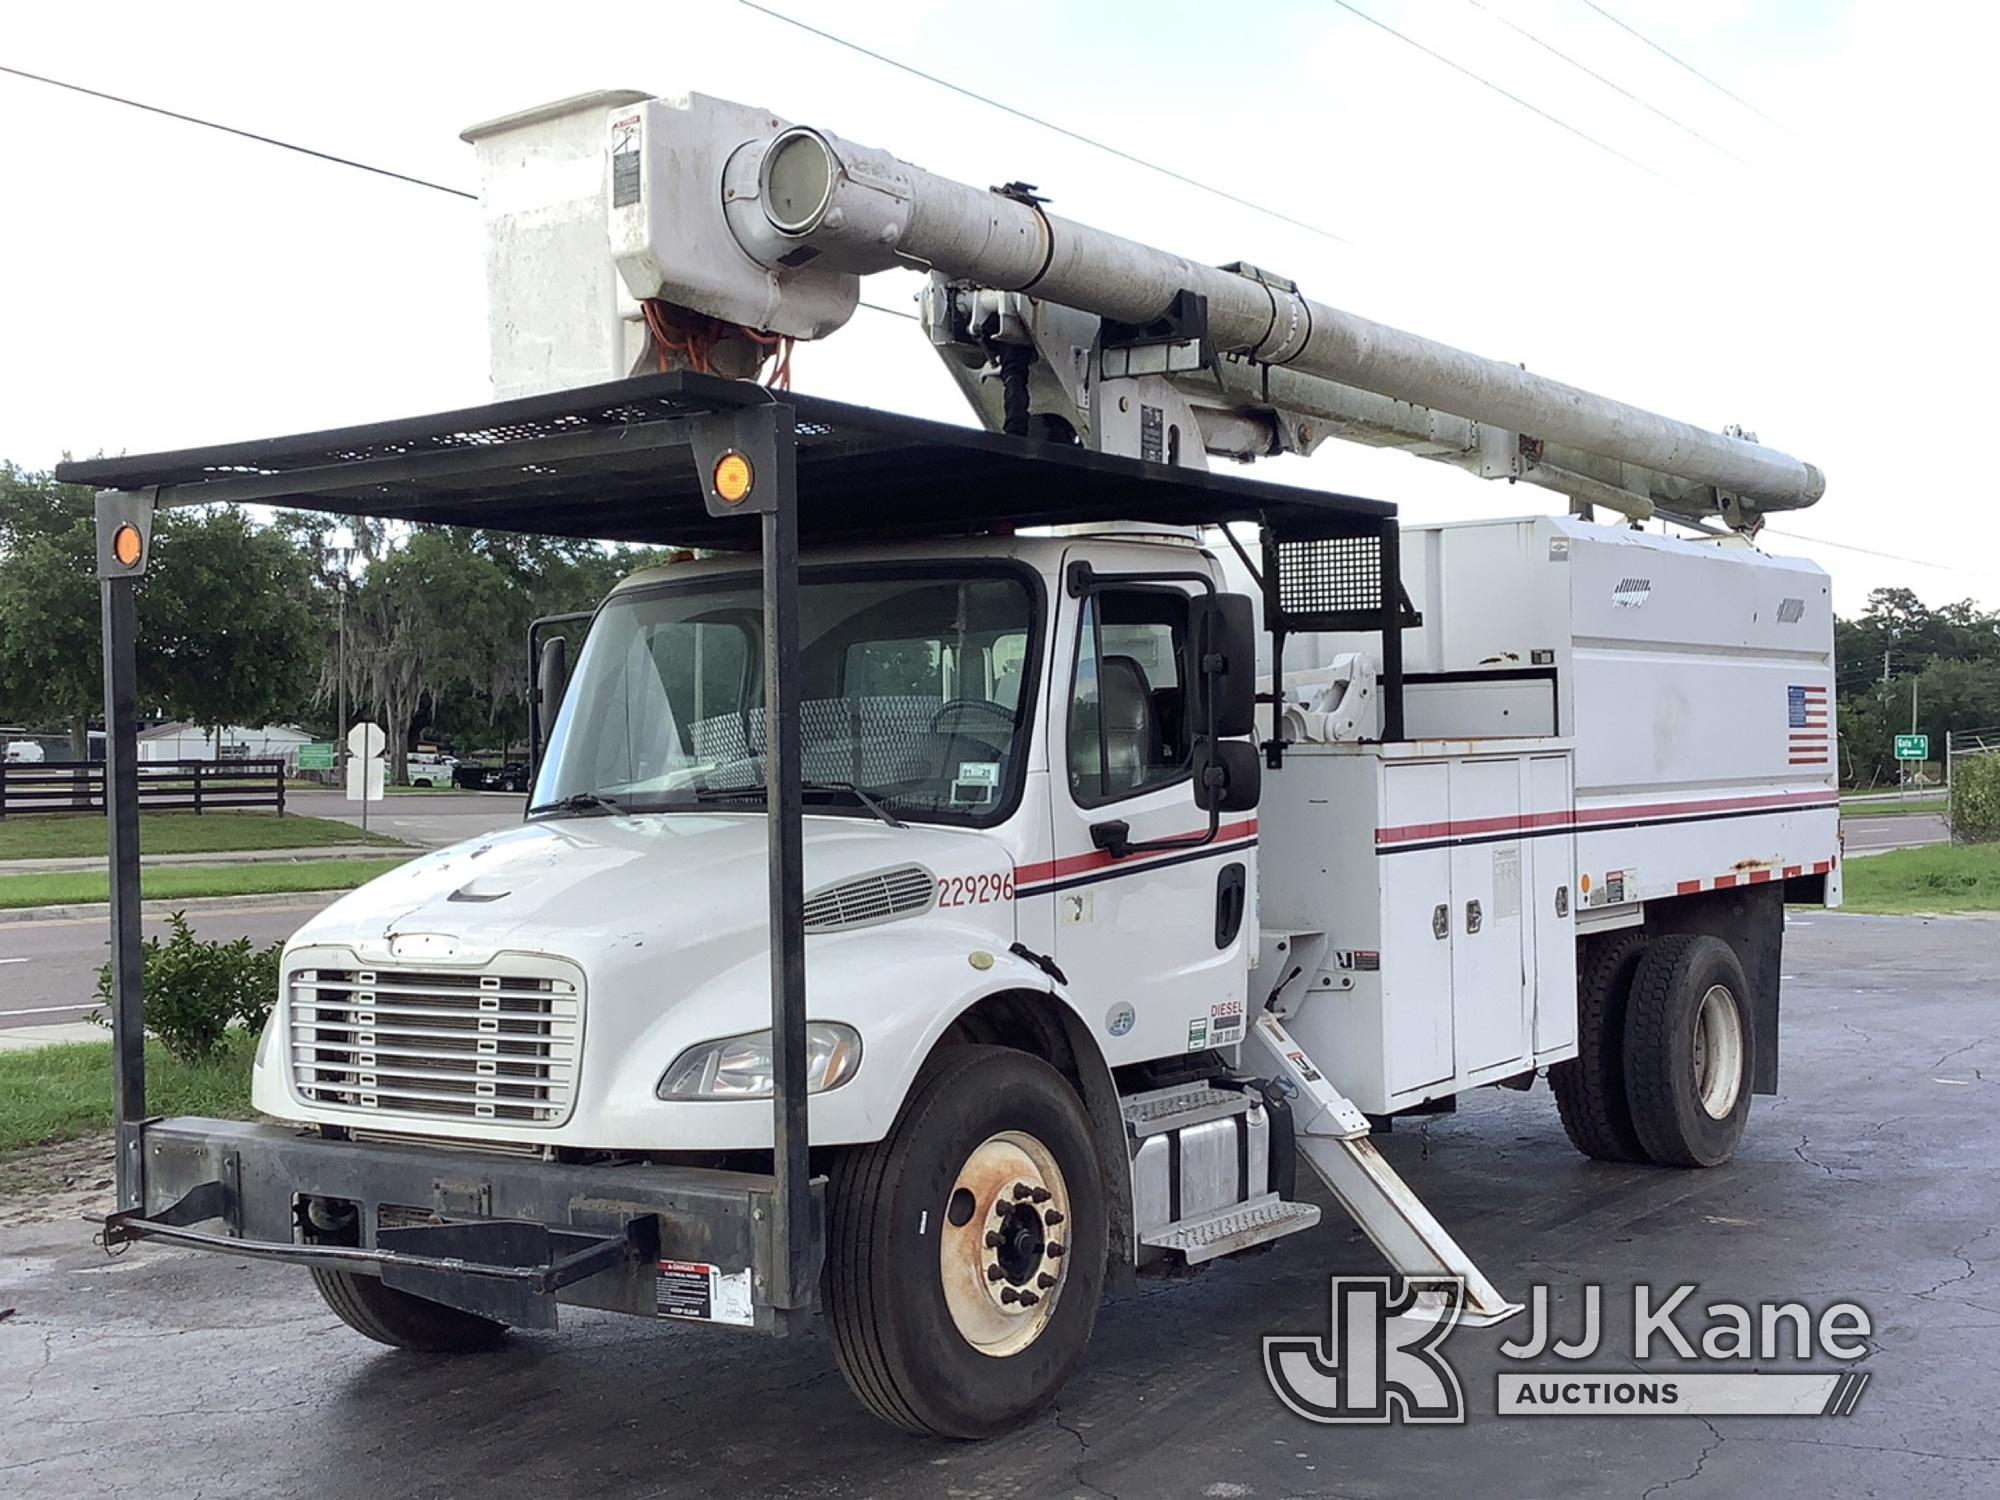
[464,91,1824,531]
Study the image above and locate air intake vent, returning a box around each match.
[803,865,936,932]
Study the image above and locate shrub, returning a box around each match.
[94,912,284,1063]
[1950,751,2000,844]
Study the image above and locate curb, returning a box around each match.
[0,891,346,926]
[0,844,410,876]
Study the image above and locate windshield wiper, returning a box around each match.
[800,780,905,828]
[526,791,626,818]
[687,780,904,827]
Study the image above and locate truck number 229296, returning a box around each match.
[938,872,1015,906]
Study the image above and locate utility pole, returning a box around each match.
[336,576,348,786]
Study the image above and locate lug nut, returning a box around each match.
[1043,1210,1064,1226]
[1045,1242,1064,1259]
[987,1264,1006,1282]
[1037,1272,1056,1289]
[1012,1182,1035,1200]
[1000,1286,1020,1304]
[1030,1187,1051,1204]
[1018,1291,1040,1307]
[984,1230,1004,1248]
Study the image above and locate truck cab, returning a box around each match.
[256,533,1257,1153]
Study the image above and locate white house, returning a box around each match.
[136,722,314,769]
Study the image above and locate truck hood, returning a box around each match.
[288,811,1014,966]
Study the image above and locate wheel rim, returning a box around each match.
[938,1130,1071,1358]
[1692,983,1745,1119]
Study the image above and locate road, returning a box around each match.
[1840,812,1950,853]
[0,900,331,1030]
[2,913,1994,1498]
[287,789,526,848]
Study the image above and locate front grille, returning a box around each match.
[289,964,582,1126]
[803,865,935,931]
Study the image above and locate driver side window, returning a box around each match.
[1068,591,1191,807]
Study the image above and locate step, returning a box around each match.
[1139,1194,1321,1265]
[1120,1081,1259,1139]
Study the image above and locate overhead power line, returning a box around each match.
[736,0,1359,247]
[0,62,476,198]
[1460,0,1746,164]
[1327,0,1678,187]
[0,60,920,329]
[1762,527,1999,580]
[1573,0,1783,128]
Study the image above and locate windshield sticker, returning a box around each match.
[956,761,1000,786]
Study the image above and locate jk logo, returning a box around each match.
[1263,1276,1467,1424]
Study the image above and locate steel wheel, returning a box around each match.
[939,1130,1071,1357]
[1692,983,1745,1120]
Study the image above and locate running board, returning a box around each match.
[1140,1195,1321,1264]
[1244,1014,1524,1328]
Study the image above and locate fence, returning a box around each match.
[1946,728,2000,844]
[0,758,287,817]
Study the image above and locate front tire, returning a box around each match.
[824,1045,1107,1438]
[310,1268,510,1352]
[1622,934,1754,1167]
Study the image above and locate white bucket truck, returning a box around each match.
[65,89,1835,1438]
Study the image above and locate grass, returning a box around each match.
[0,810,406,861]
[1840,800,1949,820]
[1839,841,2000,915]
[0,855,411,910]
[0,1032,257,1152]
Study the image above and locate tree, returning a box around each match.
[0,468,318,755]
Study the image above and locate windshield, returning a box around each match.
[532,566,1038,826]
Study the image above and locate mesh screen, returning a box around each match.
[1273,534,1384,617]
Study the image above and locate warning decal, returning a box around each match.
[656,1259,756,1326]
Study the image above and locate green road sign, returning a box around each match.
[297,742,335,771]
[1895,733,1929,761]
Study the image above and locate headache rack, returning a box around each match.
[55,371,1406,1327]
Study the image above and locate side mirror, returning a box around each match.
[1191,593,1258,739]
[532,634,568,766]
[1193,738,1261,813]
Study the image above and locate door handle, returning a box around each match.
[1214,863,1247,948]
[1432,904,1449,940]
[1464,899,1483,934]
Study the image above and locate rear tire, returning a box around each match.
[824,1044,1107,1438]
[1622,934,1754,1167]
[1549,930,1651,1163]
[310,1267,510,1352]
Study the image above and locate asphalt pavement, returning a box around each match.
[1,912,1993,1498]
[1841,812,1950,854]
[286,789,526,848]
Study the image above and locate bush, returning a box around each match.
[94,912,284,1063]
[1949,752,2000,844]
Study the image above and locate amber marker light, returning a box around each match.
[112,523,143,568]
[713,451,754,504]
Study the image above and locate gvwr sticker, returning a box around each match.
[656,1259,755,1327]
[1210,999,1245,1046]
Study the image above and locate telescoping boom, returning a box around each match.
[467,91,1824,530]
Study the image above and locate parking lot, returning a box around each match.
[1,911,1992,1498]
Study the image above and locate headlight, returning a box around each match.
[657,1023,863,1100]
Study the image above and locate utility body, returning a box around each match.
[62,87,1837,1438]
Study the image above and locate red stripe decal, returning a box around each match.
[1376,788,1837,846]
[1677,880,1702,895]
[1713,874,1738,888]
[1014,818,1258,887]
[1783,865,1802,878]
[1748,869,1773,884]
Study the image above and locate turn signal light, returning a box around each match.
[712,451,754,505]
[111,523,143,568]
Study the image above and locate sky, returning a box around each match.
[2,0,1995,616]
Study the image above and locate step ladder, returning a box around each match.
[1244,1013,1523,1328]
[1124,1082,1321,1265]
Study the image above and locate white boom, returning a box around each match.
[462,92,1825,532]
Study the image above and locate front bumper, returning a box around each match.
[108,1117,824,1334]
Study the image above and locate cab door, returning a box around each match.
[1038,558,1256,1066]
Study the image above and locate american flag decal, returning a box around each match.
[1788,684,1829,765]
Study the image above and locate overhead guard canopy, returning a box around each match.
[54,372,1395,548]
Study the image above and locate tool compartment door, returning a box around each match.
[1528,753,1578,1058]
[1379,761,1454,1094]
[1447,758,1529,1076]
